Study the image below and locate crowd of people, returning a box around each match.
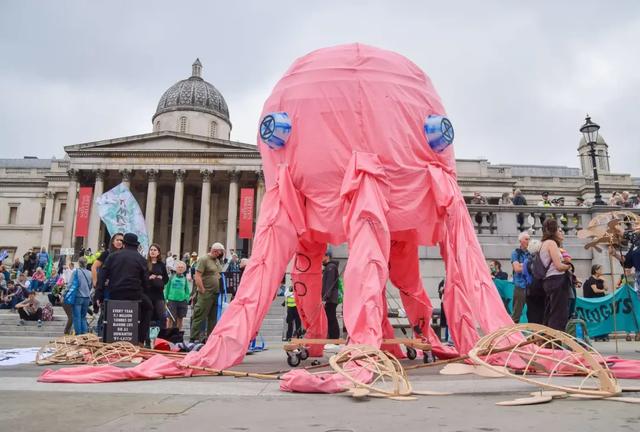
[487,219,640,339]
[0,233,250,347]
[470,189,640,208]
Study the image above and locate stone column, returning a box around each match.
[120,168,132,188]
[209,189,219,247]
[183,190,195,255]
[255,169,265,219]
[226,170,240,254]
[159,190,170,251]
[41,191,55,251]
[170,169,186,256]
[62,169,78,249]
[198,169,212,255]
[145,169,158,243]
[87,169,105,251]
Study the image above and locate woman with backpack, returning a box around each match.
[539,219,571,331]
[65,257,93,335]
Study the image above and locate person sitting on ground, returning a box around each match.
[44,268,61,293]
[16,291,43,327]
[489,260,508,280]
[164,260,190,330]
[30,267,46,292]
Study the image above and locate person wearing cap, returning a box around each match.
[96,233,151,345]
[575,197,586,207]
[537,191,553,207]
[190,242,225,342]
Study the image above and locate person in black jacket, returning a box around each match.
[322,250,340,340]
[146,243,169,330]
[96,233,151,345]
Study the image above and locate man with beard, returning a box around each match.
[190,242,225,343]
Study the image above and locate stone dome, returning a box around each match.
[153,59,229,122]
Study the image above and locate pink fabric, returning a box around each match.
[38,43,638,389]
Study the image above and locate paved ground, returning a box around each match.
[0,336,639,432]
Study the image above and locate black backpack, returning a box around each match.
[527,252,549,297]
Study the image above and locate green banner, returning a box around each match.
[575,284,640,337]
[493,279,527,323]
[493,280,640,337]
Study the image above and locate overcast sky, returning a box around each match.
[0,1,638,176]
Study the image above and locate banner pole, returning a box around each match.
[608,253,618,353]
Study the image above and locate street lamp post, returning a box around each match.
[580,115,606,206]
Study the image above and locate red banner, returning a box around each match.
[74,186,93,238]
[238,188,255,239]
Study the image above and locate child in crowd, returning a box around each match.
[164,260,190,330]
[16,291,43,327]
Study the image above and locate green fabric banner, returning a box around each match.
[575,284,640,337]
[493,279,640,337]
[493,279,527,323]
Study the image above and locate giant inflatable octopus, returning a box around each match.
[40,43,516,391]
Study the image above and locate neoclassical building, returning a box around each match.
[0,59,638,267]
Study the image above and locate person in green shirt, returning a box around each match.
[164,260,190,330]
[190,242,225,342]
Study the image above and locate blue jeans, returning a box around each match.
[73,296,90,335]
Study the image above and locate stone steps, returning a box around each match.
[0,296,290,342]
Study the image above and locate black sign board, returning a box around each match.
[105,300,139,343]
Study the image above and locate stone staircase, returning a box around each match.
[0,294,289,345]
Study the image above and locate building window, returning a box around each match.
[40,206,46,225]
[8,206,18,225]
[210,121,217,138]
[179,116,187,133]
[59,203,66,222]
[155,120,160,131]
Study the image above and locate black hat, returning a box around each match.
[576,197,585,202]
[123,233,140,247]
[542,191,549,197]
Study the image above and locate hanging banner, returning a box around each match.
[95,183,149,255]
[74,186,93,238]
[494,280,640,336]
[238,188,255,239]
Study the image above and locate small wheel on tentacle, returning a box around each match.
[406,346,417,360]
[299,347,309,360]
[287,352,301,367]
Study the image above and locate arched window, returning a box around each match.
[210,121,217,138]
[179,116,187,133]
[155,120,160,131]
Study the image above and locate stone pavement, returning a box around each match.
[0,336,639,432]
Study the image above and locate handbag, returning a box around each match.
[63,271,79,305]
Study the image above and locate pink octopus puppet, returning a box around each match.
[39,43,516,391]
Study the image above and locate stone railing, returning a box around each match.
[466,205,640,236]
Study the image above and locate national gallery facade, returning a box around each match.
[1,60,638,265]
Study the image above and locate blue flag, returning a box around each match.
[95,183,149,255]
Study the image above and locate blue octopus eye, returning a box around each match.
[424,115,454,152]
[259,112,292,150]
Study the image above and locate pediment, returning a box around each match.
[65,132,258,155]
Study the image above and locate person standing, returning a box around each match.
[96,233,151,345]
[146,243,169,330]
[322,250,340,340]
[583,265,607,298]
[164,260,190,330]
[68,257,93,335]
[190,242,225,343]
[539,219,571,331]
[511,232,530,323]
[489,261,508,280]
[284,285,302,340]
[36,247,49,270]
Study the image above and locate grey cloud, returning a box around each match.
[0,0,638,175]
